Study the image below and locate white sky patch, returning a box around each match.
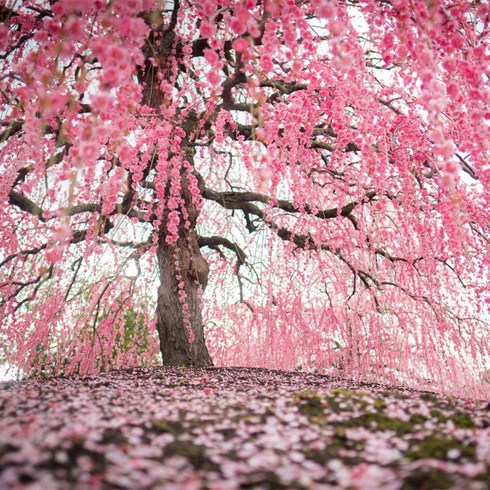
[0,364,19,382]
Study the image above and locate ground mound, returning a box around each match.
[0,367,489,489]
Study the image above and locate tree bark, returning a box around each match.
[138,18,213,366]
[155,172,213,367]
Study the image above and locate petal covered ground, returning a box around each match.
[0,367,489,489]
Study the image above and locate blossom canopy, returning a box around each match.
[0,0,489,398]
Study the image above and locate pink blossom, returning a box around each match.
[53,224,72,243]
[230,17,247,36]
[260,54,274,72]
[0,23,8,51]
[200,21,216,39]
[91,93,114,113]
[209,37,223,50]
[118,143,136,165]
[200,1,216,17]
[207,70,221,86]
[204,49,219,65]
[78,141,99,160]
[167,197,179,209]
[1,0,489,403]
[40,92,67,117]
[329,20,346,38]
[248,20,261,38]
[45,245,64,264]
[232,38,249,53]
[63,16,85,41]
[102,66,122,88]
[168,211,180,224]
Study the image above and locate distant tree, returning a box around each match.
[0,0,488,395]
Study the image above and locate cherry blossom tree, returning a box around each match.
[0,0,489,396]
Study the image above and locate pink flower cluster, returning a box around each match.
[166,211,181,244]
[102,167,125,215]
[184,167,202,211]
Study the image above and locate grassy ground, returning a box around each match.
[0,366,489,489]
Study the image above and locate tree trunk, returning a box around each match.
[155,172,213,367]
[138,25,213,366]
[156,234,213,367]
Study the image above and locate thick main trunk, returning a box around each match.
[156,229,213,367]
[138,22,212,366]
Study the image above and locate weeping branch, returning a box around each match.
[8,192,45,221]
[8,189,148,224]
[0,230,87,270]
[0,120,22,142]
[197,235,247,268]
[64,257,83,302]
[202,187,375,223]
[204,185,436,311]
[456,153,479,180]
[14,265,54,312]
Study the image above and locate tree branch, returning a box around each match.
[203,187,375,223]
[0,120,23,143]
[8,190,148,222]
[0,230,87,270]
[8,191,45,221]
[197,235,247,267]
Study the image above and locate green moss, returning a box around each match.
[331,388,370,397]
[332,388,370,407]
[325,395,342,412]
[430,409,447,424]
[240,471,295,489]
[334,427,346,438]
[420,392,440,403]
[295,389,323,402]
[406,437,476,460]
[323,389,371,413]
[149,419,184,435]
[340,412,414,435]
[426,408,475,428]
[380,390,409,400]
[451,411,476,429]
[167,377,187,387]
[42,439,107,481]
[101,428,128,446]
[402,468,455,489]
[475,465,490,482]
[409,413,427,425]
[302,430,365,466]
[294,390,327,424]
[164,440,209,469]
[217,428,237,439]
